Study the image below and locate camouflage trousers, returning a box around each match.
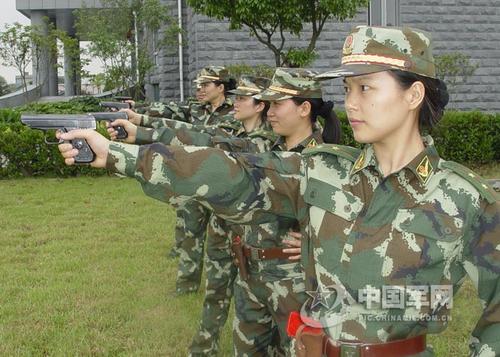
[189,215,237,356]
[167,211,184,258]
[232,263,307,357]
[175,201,211,294]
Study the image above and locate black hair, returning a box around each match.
[291,97,342,144]
[252,98,270,119]
[213,78,237,94]
[388,69,449,129]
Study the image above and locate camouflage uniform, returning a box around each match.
[123,71,331,356]
[144,67,240,295]
[105,27,500,357]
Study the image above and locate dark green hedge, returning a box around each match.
[1,101,499,178]
[336,110,500,166]
[0,97,108,178]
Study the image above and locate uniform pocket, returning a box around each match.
[304,177,363,221]
[394,208,464,242]
[304,177,364,277]
[386,208,464,280]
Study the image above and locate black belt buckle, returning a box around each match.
[340,342,361,357]
[249,247,260,260]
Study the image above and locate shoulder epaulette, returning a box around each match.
[440,161,498,204]
[302,144,361,163]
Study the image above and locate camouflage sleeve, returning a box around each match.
[463,200,500,356]
[140,114,187,129]
[135,126,215,147]
[138,116,233,137]
[134,126,268,153]
[140,102,191,128]
[105,142,305,224]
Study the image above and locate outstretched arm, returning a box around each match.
[57,129,304,225]
[464,200,500,356]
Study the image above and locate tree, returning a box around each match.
[0,23,33,94]
[435,52,478,103]
[0,75,10,96]
[187,0,369,67]
[75,0,179,98]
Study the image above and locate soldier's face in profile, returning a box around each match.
[343,71,417,144]
[267,99,310,137]
[195,87,205,102]
[200,82,224,103]
[234,95,264,121]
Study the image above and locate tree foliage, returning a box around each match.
[435,52,478,94]
[187,0,369,67]
[75,0,179,98]
[0,23,34,93]
[0,75,10,96]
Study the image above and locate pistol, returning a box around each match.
[21,112,128,164]
[231,236,249,281]
[92,112,129,140]
[100,101,131,110]
[114,96,133,101]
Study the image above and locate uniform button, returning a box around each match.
[444,227,452,235]
[344,205,352,213]
[310,190,317,199]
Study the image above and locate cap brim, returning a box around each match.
[315,64,391,80]
[254,89,292,101]
[196,78,214,84]
[227,89,255,96]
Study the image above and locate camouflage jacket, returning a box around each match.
[140,98,238,130]
[139,100,195,122]
[133,122,321,278]
[106,136,499,355]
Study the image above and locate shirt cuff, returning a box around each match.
[135,127,155,145]
[140,114,151,126]
[106,142,140,177]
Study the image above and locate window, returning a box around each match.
[369,0,401,26]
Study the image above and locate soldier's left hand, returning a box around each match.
[283,231,302,261]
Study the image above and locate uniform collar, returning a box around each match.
[202,97,233,113]
[235,118,269,137]
[350,135,440,185]
[272,129,323,152]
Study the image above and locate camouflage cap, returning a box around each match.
[255,68,322,101]
[195,65,231,84]
[316,26,436,79]
[228,76,271,96]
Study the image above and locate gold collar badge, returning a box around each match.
[351,151,365,174]
[307,138,318,148]
[416,155,433,184]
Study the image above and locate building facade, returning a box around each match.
[146,0,500,112]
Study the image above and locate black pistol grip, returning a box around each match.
[71,138,95,164]
[115,125,128,140]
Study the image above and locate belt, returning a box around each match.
[242,245,295,260]
[324,335,426,357]
[288,311,426,357]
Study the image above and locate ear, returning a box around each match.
[298,100,312,118]
[216,83,225,94]
[254,100,266,114]
[405,81,425,110]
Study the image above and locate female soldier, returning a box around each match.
[58,26,499,357]
[108,69,341,355]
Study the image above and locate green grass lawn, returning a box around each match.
[0,170,496,356]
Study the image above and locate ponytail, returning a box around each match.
[291,98,342,144]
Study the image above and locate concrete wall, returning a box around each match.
[0,85,42,108]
